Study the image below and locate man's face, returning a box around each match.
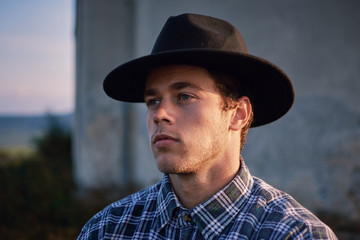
[145,65,234,175]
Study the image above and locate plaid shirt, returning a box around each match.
[77,161,337,240]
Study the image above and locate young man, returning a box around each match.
[78,13,337,239]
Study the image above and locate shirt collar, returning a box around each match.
[192,159,254,239]
[154,158,254,238]
[154,174,181,230]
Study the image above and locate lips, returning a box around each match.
[153,134,178,148]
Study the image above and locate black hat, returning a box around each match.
[103,13,294,127]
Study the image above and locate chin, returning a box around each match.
[156,163,195,175]
[154,154,196,174]
[156,165,181,174]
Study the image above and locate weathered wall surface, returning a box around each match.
[244,96,360,220]
[74,0,360,231]
[74,0,136,190]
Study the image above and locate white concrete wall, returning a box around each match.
[75,0,360,223]
[74,0,136,190]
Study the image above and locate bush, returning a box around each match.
[0,115,82,239]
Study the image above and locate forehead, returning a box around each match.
[145,65,216,90]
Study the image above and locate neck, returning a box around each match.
[169,156,241,209]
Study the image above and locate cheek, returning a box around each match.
[146,113,154,133]
[186,112,214,135]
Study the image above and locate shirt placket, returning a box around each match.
[179,211,197,239]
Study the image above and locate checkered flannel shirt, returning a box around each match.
[77,161,337,239]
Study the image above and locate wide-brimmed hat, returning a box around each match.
[103,13,294,127]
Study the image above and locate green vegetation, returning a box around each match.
[0,115,89,239]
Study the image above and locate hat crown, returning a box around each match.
[152,14,248,54]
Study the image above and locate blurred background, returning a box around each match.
[1,0,359,239]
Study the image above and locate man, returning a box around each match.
[78,13,337,239]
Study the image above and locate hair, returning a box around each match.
[207,68,254,152]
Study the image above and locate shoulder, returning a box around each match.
[77,182,162,239]
[239,176,337,239]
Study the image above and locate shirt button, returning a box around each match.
[184,214,192,222]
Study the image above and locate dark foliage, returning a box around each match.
[0,115,82,239]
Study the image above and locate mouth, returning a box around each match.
[153,134,178,147]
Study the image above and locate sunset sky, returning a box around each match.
[0,1,74,115]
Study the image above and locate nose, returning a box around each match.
[152,100,174,125]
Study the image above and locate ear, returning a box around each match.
[229,96,252,131]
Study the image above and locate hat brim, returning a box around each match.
[103,50,294,127]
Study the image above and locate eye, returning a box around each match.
[177,93,194,103]
[145,98,160,108]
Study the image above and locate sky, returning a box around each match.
[0,0,74,115]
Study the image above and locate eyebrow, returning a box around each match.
[144,81,204,98]
[171,81,203,91]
